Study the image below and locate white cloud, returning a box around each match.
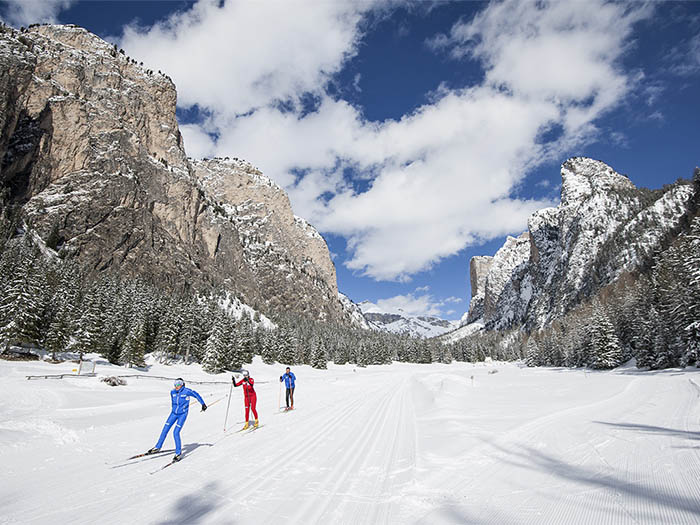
[0,0,74,26]
[669,33,700,76]
[120,0,378,116]
[121,0,652,282]
[359,292,449,317]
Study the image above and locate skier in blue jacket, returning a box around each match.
[148,378,207,461]
[280,367,296,410]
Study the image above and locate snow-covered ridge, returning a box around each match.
[337,293,376,330]
[459,157,698,338]
[359,303,459,338]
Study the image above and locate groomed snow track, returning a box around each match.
[1,358,699,524]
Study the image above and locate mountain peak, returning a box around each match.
[560,157,636,208]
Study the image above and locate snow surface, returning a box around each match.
[1,356,699,524]
[440,321,485,344]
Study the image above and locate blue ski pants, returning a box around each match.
[155,412,188,455]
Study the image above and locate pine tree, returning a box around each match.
[310,336,327,369]
[276,327,296,366]
[525,336,540,367]
[154,307,181,363]
[0,250,43,349]
[121,313,147,367]
[590,304,623,369]
[260,329,277,365]
[682,321,700,367]
[43,299,71,360]
[202,313,228,373]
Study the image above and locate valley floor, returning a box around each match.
[1,356,699,524]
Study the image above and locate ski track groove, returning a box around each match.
[289,377,403,524]
[5,366,700,524]
[370,378,417,525]
[199,380,393,518]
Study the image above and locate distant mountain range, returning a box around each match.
[358,302,459,338]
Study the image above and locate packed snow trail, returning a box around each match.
[1,357,699,524]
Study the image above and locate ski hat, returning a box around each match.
[174,378,185,389]
[242,370,249,377]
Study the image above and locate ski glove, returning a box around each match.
[201,404,207,412]
[280,376,283,382]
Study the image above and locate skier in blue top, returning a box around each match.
[148,378,207,461]
[280,367,296,410]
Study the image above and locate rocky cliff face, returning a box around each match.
[465,157,697,331]
[466,256,493,324]
[0,24,352,324]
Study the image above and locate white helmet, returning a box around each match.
[242,370,249,377]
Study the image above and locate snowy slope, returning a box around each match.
[439,321,484,344]
[337,293,377,330]
[3,356,699,524]
[360,306,459,338]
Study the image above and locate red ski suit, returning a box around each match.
[235,377,258,421]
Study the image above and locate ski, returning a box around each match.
[150,457,182,474]
[233,424,264,435]
[127,450,170,461]
[108,450,173,469]
[243,424,264,434]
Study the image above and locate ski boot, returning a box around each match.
[254,419,259,428]
[241,421,249,431]
[147,447,160,454]
[172,454,182,462]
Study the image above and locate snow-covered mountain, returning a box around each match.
[359,303,459,338]
[0,24,361,326]
[461,157,698,335]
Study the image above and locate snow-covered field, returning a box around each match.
[1,356,699,524]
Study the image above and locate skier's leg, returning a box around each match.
[172,413,188,455]
[250,395,258,419]
[245,402,250,422]
[155,412,177,449]
[286,388,290,408]
[290,387,294,408]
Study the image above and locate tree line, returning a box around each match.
[0,228,454,370]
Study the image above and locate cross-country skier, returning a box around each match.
[148,378,207,462]
[280,367,296,410]
[233,370,258,430]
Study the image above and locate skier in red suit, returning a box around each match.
[233,370,258,429]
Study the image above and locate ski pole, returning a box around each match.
[223,382,233,432]
[206,394,228,409]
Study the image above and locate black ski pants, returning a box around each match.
[286,387,295,408]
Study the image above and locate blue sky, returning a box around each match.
[2,1,699,320]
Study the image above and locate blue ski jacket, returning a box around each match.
[170,387,205,415]
[281,372,296,389]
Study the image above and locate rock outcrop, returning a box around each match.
[0,24,353,324]
[464,157,697,331]
[466,255,493,324]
